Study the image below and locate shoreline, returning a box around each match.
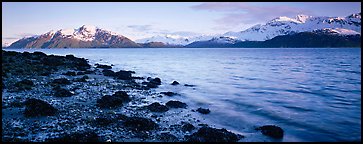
[2,50,283,142]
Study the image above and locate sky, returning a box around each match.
[2,2,361,46]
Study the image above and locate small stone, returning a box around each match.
[171,81,180,85]
[196,108,210,114]
[146,102,169,112]
[255,125,284,139]
[166,100,187,108]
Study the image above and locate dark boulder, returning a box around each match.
[33,51,47,57]
[185,126,242,142]
[65,54,75,59]
[255,125,284,139]
[181,122,195,132]
[171,81,180,85]
[14,79,34,90]
[158,133,178,142]
[45,131,100,142]
[43,56,64,66]
[74,75,89,82]
[23,98,57,117]
[150,77,161,85]
[114,70,134,80]
[54,88,73,97]
[123,116,158,131]
[74,58,91,71]
[197,108,210,114]
[112,91,131,102]
[166,100,187,108]
[146,82,158,88]
[52,78,71,85]
[97,95,123,108]
[184,84,196,87]
[95,63,112,69]
[62,71,77,76]
[160,92,177,96]
[76,71,85,75]
[102,69,115,76]
[147,102,169,112]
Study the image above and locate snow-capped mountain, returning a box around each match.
[224,13,361,41]
[135,34,216,46]
[8,25,141,48]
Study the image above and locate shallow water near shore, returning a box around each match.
[6,48,361,142]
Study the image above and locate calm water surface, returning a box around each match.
[7,48,361,142]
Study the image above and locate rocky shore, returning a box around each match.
[2,50,283,142]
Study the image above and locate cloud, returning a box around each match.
[191,2,313,30]
[127,24,153,32]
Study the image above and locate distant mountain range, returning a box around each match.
[6,13,361,48]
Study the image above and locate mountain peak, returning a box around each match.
[295,14,312,23]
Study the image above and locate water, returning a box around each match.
[6,48,361,142]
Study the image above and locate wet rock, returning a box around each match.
[185,126,242,142]
[102,69,115,76]
[53,87,73,97]
[43,56,64,66]
[62,71,77,76]
[9,100,24,108]
[23,98,57,117]
[150,77,161,85]
[65,54,75,59]
[158,133,178,142]
[166,100,187,108]
[123,116,158,131]
[181,123,195,132]
[171,81,180,85]
[51,78,71,85]
[96,94,128,108]
[74,75,89,82]
[45,131,100,142]
[95,63,112,69]
[76,71,85,75]
[197,108,210,114]
[255,125,284,139]
[114,70,135,80]
[146,82,158,88]
[112,91,131,102]
[160,92,177,96]
[147,102,169,112]
[33,51,47,57]
[184,84,195,87]
[74,58,91,71]
[14,79,34,90]
[84,70,94,74]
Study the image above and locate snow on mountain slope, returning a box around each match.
[135,34,216,45]
[224,13,361,41]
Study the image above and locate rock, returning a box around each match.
[14,79,34,90]
[33,51,47,57]
[114,70,134,80]
[95,63,112,69]
[255,125,284,139]
[123,116,158,131]
[112,91,131,102]
[96,94,128,108]
[150,77,161,85]
[166,100,187,108]
[51,78,71,85]
[74,75,89,82]
[65,54,75,59]
[102,69,115,76]
[161,92,177,96]
[181,123,195,132]
[54,88,73,97]
[147,102,169,112]
[146,82,158,88]
[171,81,180,85]
[184,84,195,87]
[62,71,77,76]
[158,133,178,142]
[23,98,57,117]
[43,56,64,66]
[76,71,85,75]
[45,131,100,142]
[185,126,242,142]
[84,70,94,74]
[197,108,210,114]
